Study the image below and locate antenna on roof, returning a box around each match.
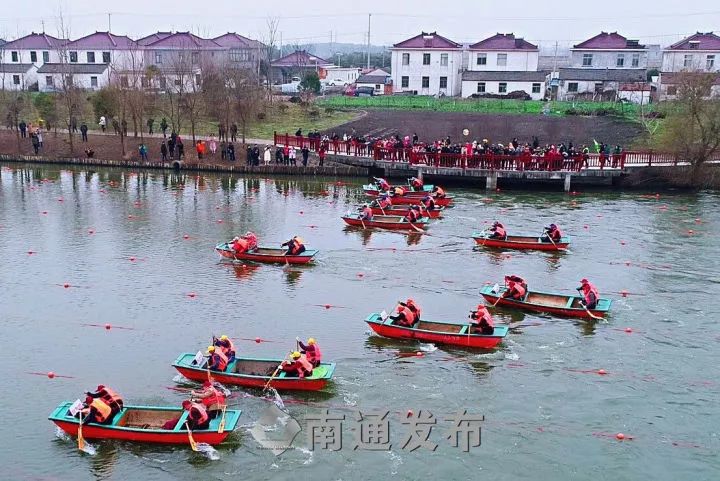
[108,13,112,32]
[41,20,45,34]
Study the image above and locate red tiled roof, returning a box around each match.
[392,32,461,49]
[3,32,65,49]
[469,33,537,51]
[668,32,720,51]
[67,32,136,50]
[143,32,223,49]
[136,32,172,46]
[573,32,645,50]
[271,50,332,67]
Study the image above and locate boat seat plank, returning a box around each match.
[415,321,463,334]
[117,409,181,430]
[524,292,569,308]
[372,216,406,223]
[252,248,288,255]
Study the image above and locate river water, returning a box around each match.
[0,163,718,480]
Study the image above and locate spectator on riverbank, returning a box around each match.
[121,119,128,136]
[218,122,226,141]
[160,118,168,137]
[19,121,27,138]
[318,145,326,167]
[160,141,168,161]
[31,132,40,154]
[220,141,227,160]
[85,148,94,158]
[263,146,272,165]
[147,118,154,135]
[177,138,185,160]
[70,117,78,133]
[196,140,205,160]
[275,147,284,164]
[80,123,88,142]
[301,146,309,167]
[99,116,106,133]
[112,119,120,135]
[230,123,238,142]
[289,147,297,165]
[209,136,217,156]
[36,129,43,149]
[139,144,148,161]
[227,142,235,161]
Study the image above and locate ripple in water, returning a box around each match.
[194,443,219,461]
[418,343,438,353]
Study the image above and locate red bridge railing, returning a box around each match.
[273,132,700,171]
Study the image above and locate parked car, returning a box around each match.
[354,86,375,97]
[327,78,349,87]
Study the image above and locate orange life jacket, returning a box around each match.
[494,226,506,238]
[86,398,112,423]
[361,207,373,219]
[582,283,599,304]
[232,238,249,253]
[188,402,209,425]
[471,306,495,328]
[378,198,391,209]
[393,187,405,196]
[210,350,228,371]
[200,386,225,409]
[305,344,322,364]
[434,187,445,198]
[509,281,526,298]
[422,196,435,209]
[399,305,416,325]
[296,356,314,378]
[99,387,123,409]
[405,209,420,222]
[243,233,257,249]
[406,300,421,319]
[549,227,562,241]
[378,179,390,190]
[411,178,423,189]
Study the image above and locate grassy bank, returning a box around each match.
[316,96,663,120]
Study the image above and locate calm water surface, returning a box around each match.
[0,163,719,480]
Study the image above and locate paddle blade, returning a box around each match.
[218,406,227,434]
[380,310,388,320]
[77,418,85,451]
[186,424,199,451]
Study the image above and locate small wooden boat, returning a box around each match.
[172,353,336,391]
[49,402,241,445]
[472,232,569,251]
[365,312,508,348]
[362,184,434,196]
[215,243,318,264]
[370,206,444,219]
[479,285,611,319]
[342,214,429,231]
[365,193,454,207]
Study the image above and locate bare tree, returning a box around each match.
[261,17,280,101]
[54,9,82,154]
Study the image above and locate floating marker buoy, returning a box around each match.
[187,292,196,298]
[621,290,628,297]
[299,211,304,215]
[616,433,625,440]
[406,410,413,417]
[58,197,64,202]
[28,250,35,255]
[255,337,261,343]
[183,234,189,239]
[63,283,70,289]
[598,369,607,375]
[128,215,134,219]
[687,230,694,235]
[47,371,55,379]
[41,211,48,215]
[129,257,136,262]
[584,225,589,229]
[624,327,633,333]
[88,229,95,234]
[324,304,331,309]
[217,219,223,223]
[416,351,423,357]
[625,261,631,266]
[357,273,364,278]
[695,218,701,224]
[620,241,626,245]
[105,323,112,330]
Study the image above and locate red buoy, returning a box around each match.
[28,250,35,255]
[88,229,95,234]
[47,371,55,379]
[687,230,694,235]
[129,256,136,262]
[620,240,626,245]
[63,283,70,289]
[357,273,364,278]
[406,410,413,418]
[598,369,607,375]
[624,327,633,333]
[105,323,112,330]
[625,261,631,266]
[187,292,196,298]
[58,197,64,202]
[255,337,261,343]
[584,225,589,229]
[416,351,423,357]
[695,218,701,224]
[324,304,331,309]
[217,219,223,223]
[128,215,134,219]
[299,211,304,215]
[41,211,48,215]
[183,234,190,239]
[616,433,625,440]
[621,290,628,297]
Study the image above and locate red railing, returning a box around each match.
[273,132,707,171]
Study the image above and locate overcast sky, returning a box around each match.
[1,0,719,51]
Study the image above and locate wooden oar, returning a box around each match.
[579,300,604,320]
[492,293,504,307]
[360,216,366,229]
[218,405,227,434]
[185,422,199,451]
[407,219,424,234]
[263,351,292,392]
[542,229,558,248]
[77,412,85,451]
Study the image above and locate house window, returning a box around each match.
[616,54,625,67]
[195,74,202,86]
[30,51,37,62]
[191,52,199,64]
[229,49,250,62]
[439,76,447,89]
[423,53,431,65]
[69,51,78,63]
[568,82,579,92]
[13,75,20,85]
[497,53,507,67]
[499,82,507,93]
[155,52,163,64]
[477,82,486,93]
[421,76,429,88]
[667,85,677,95]
[689,42,699,50]
[174,78,181,86]
[102,52,111,63]
[707,55,715,70]
[440,53,448,66]
[684,54,692,68]
[532,83,541,93]
[11,51,18,62]
[65,75,73,85]
[375,84,381,91]
[476,53,487,65]
[42,51,49,62]
[46,76,53,87]
[401,76,409,88]
[631,53,640,67]
[90,76,98,87]
[87,52,95,63]
[402,53,409,65]
[159,77,167,89]
[582,54,593,66]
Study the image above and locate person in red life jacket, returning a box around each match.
[190,380,226,419]
[502,275,528,301]
[80,395,113,425]
[206,345,229,372]
[577,278,599,309]
[86,384,124,419]
[373,195,392,210]
[374,177,391,192]
[213,335,236,363]
[242,231,258,250]
[390,186,405,197]
[297,337,322,367]
[281,351,314,378]
[182,400,210,430]
[231,236,249,253]
[389,301,417,327]
[399,298,421,322]
[281,236,306,255]
[489,221,507,240]
[359,204,373,221]
[541,223,563,243]
[431,186,446,199]
[421,195,436,210]
[468,304,495,335]
[404,205,422,223]
[409,176,423,191]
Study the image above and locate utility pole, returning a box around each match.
[279,32,283,58]
[366,13,371,69]
[552,41,558,72]
[108,13,112,32]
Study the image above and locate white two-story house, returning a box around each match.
[460,33,546,100]
[552,32,648,102]
[1,32,65,89]
[391,32,463,96]
[659,32,720,99]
